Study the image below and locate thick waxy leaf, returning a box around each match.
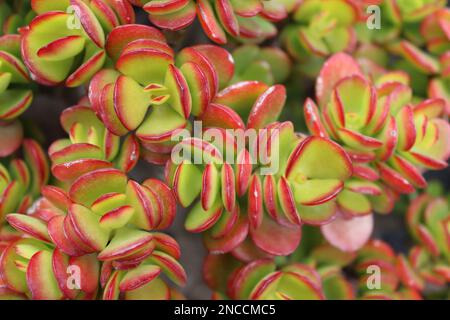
[68,204,110,251]
[51,248,79,299]
[250,213,301,256]
[146,250,187,286]
[27,250,64,300]
[293,179,343,206]
[210,204,239,239]
[124,277,170,300]
[69,168,127,207]
[70,0,105,48]
[197,0,227,44]
[165,64,192,118]
[106,24,165,62]
[0,121,23,157]
[41,186,71,212]
[249,271,283,299]
[276,272,325,300]
[248,174,263,229]
[193,45,234,89]
[230,259,276,299]
[377,162,414,194]
[247,85,286,129]
[215,0,239,37]
[151,233,181,259]
[199,103,245,130]
[99,205,134,230]
[114,75,149,131]
[98,228,153,261]
[119,264,161,291]
[201,163,220,211]
[337,189,372,217]
[286,136,352,180]
[399,41,440,74]
[116,49,173,86]
[297,201,337,226]
[142,178,176,230]
[0,241,28,292]
[180,62,210,116]
[316,53,363,107]
[214,81,268,120]
[126,180,161,230]
[396,255,424,291]
[321,214,373,252]
[395,105,416,151]
[136,105,188,142]
[63,215,97,253]
[48,216,85,257]
[304,98,328,138]
[277,177,301,225]
[185,201,222,233]
[146,0,196,31]
[69,254,100,294]
[204,215,249,254]
[102,270,123,300]
[173,161,202,207]
[6,214,51,242]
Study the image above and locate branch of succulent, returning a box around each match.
[0,100,185,300]
[21,0,135,86]
[0,139,49,225]
[406,189,450,288]
[203,233,448,300]
[128,0,301,44]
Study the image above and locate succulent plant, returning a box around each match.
[282,0,359,62]
[0,139,49,226]
[0,105,185,299]
[21,0,134,86]
[0,0,447,302]
[131,0,301,44]
[231,45,292,85]
[301,53,450,252]
[203,237,428,300]
[405,189,450,291]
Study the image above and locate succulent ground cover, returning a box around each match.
[0,0,448,300]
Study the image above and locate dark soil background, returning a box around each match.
[22,13,450,300]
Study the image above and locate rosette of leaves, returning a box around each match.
[301,53,450,251]
[405,192,450,291]
[355,0,447,46]
[2,163,185,299]
[202,233,428,300]
[230,45,292,85]
[353,239,424,300]
[131,0,301,44]
[165,78,354,256]
[48,104,139,183]
[89,24,237,164]
[0,139,49,226]
[281,0,360,77]
[21,0,135,86]
[204,254,326,300]
[0,34,33,127]
[0,0,34,35]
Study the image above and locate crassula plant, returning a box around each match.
[0,0,448,301]
[131,0,301,44]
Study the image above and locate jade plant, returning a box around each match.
[0,0,448,301]
[0,106,185,300]
[132,0,301,44]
